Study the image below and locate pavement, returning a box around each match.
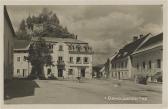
[4,79,162,104]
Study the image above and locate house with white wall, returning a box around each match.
[131,33,163,82]
[110,34,151,80]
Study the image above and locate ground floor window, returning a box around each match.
[68,69,73,75]
[81,68,85,77]
[17,69,20,74]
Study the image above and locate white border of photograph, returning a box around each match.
[0,0,168,109]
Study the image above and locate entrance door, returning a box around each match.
[81,68,85,77]
[58,69,63,77]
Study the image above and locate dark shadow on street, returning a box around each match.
[4,79,40,100]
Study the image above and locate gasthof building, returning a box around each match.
[13,36,93,80]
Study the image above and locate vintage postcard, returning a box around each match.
[1,1,168,109]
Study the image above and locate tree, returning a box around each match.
[27,37,53,79]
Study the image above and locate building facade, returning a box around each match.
[13,40,31,78]
[4,6,15,80]
[132,33,163,82]
[13,37,93,79]
[110,34,150,80]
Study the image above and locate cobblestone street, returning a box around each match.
[4,79,162,104]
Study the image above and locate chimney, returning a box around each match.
[139,34,143,38]
[76,35,78,39]
[133,36,138,41]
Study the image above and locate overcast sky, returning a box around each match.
[7,5,163,65]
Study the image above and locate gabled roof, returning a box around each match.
[14,39,30,49]
[31,37,88,44]
[138,33,163,50]
[4,6,16,37]
[112,34,149,61]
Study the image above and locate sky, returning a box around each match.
[7,5,163,65]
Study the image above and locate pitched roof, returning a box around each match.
[138,33,163,50]
[31,37,88,44]
[14,39,30,49]
[4,6,16,37]
[112,34,149,61]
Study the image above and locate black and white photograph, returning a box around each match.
[4,5,163,104]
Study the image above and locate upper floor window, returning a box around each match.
[84,57,89,63]
[136,63,139,69]
[76,57,81,63]
[142,61,146,69]
[24,56,27,61]
[59,45,63,51]
[157,59,161,68]
[149,61,152,69]
[17,57,20,62]
[58,56,63,61]
[70,57,73,63]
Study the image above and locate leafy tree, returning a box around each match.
[27,37,53,79]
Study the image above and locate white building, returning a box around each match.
[13,40,31,78]
[13,36,93,79]
[110,34,151,80]
[132,33,163,82]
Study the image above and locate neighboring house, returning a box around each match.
[4,6,15,80]
[13,40,31,78]
[92,64,104,78]
[31,36,93,79]
[111,34,151,80]
[132,33,163,82]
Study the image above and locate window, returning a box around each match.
[17,57,20,62]
[142,61,146,69]
[24,56,27,61]
[47,69,51,75]
[17,69,20,74]
[23,69,27,77]
[68,69,73,75]
[70,57,73,63]
[84,57,89,63]
[76,57,81,63]
[149,61,152,69]
[58,56,63,61]
[136,63,139,69]
[121,62,124,68]
[59,45,63,51]
[157,59,161,68]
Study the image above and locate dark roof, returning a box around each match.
[112,34,149,61]
[4,6,16,37]
[31,37,88,44]
[14,39,30,49]
[138,33,163,50]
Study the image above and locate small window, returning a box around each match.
[70,57,73,63]
[136,63,139,69]
[68,69,73,75]
[24,56,27,61]
[149,61,152,69]
[59,45,63,51]
[84,57,88,63]
[76,57,81,63]
[142,61,146,69]
[58,56,63,61]
[17,69,20,74]
[157,59,161,68]
[17,57,20,62]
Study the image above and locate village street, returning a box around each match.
[5,79,162,104]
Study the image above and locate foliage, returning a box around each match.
[27,37,53,79]
[16,8,75,40]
